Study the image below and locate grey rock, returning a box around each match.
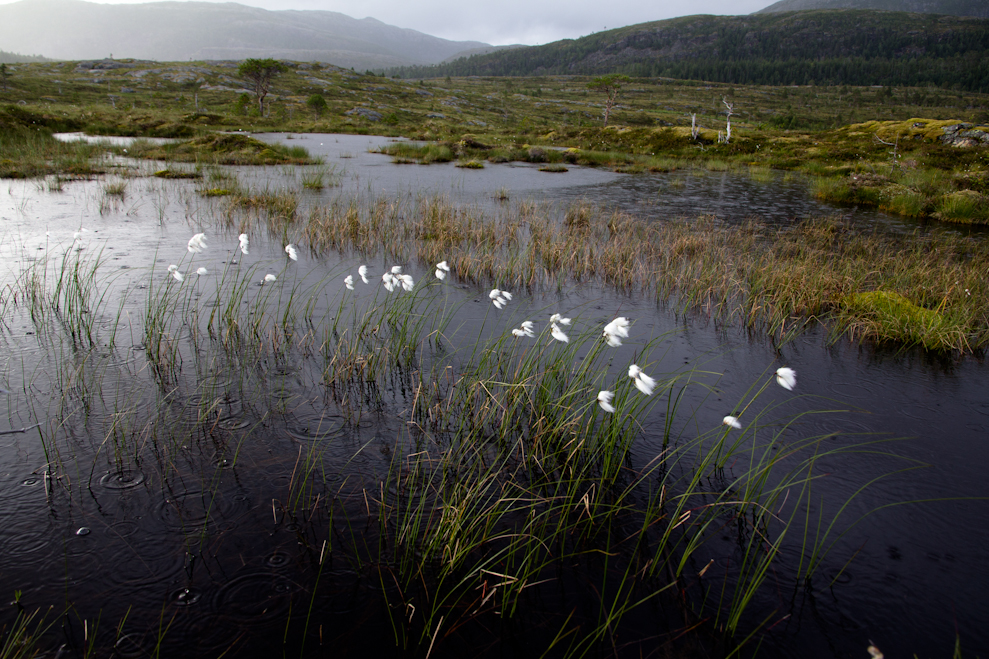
[345,107,382,121]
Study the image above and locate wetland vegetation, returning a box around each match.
[0,51,988,659]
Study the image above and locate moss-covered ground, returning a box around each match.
[0,58,987,222]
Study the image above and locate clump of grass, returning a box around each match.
[153,167,201,179]
[839,290,966,351]
[934,191,989,224]
[125,133,319,166]
[378,142,453,164]
[704,158,731,172]
[883,189,927,217]
[200,188,234,197]
[539,163,568,172]
[0,126,104,179]
[230,188,299,225]
[455,159,485,169]
[748,165,774,182]
[102,181,126,197]
[301,166,337,190]
[44,175,65,192]
[647,156,685,172]
[812,176,881,205]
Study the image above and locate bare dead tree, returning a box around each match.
[873,133,901,172]
[722,97,734,143]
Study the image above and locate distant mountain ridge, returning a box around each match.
[756,0,989,17]
[390,10,989,92]
[0,0,491,69]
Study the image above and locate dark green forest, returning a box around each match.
[390,10,989,91]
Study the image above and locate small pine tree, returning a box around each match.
[306,94,327,120]
[237,58,288,116]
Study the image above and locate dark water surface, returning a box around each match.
[0,135,986,658]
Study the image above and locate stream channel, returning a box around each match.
[0,132,985,658]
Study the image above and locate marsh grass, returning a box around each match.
[228,187,299,226]
[0,607,54,659]
[0,220,910,658]
[300,165,338,190]
[379,142,454,164]
[0,128,105,179]
[122,133,319,166]
[298,194,988,352]
[935,191,989,224]
[102,180,126,197]
[153,167,201,179]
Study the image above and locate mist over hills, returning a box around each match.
[390,10,989,92]
[0,0,491,69]
[756,0,989,17]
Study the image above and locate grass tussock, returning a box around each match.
[123,133,318,166]
[839,290,965,350]
[153,167,202,179]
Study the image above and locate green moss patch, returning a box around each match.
[841,290,964,351]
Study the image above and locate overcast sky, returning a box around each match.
[0,0,774,45]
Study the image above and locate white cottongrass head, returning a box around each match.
[390,265,402,274]
[344,275,354,290]
[603,317,631,347]
[167,264,179,273]
[628,363,657,396]
[382,273,397,292]
[187,233,207,253]
[170,269,184,282]
[398,274,414,291]
[358,265,369,284]
[722,416,742,430]
[549,313,571,326]
[775,367,797,391]
[489,289,511,309]
[238,233,249,255]
[285,244,299,261]
[196,267,208,276]
[263,273,277,283]
[511,320,536,338]
[597,390,615,413]
[435,261,451,280]
[550,323,569,343]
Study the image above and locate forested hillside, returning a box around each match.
[390,10,989,92]
[757,0,989,17]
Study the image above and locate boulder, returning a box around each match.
[345,107,382,121]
